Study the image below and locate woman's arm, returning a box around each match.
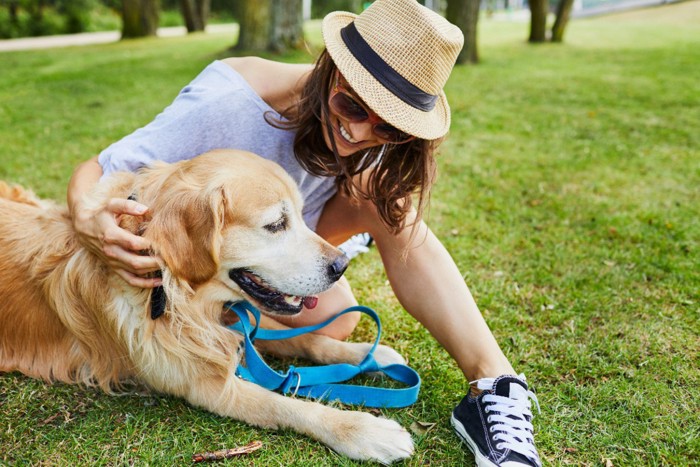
[67,156,161,288]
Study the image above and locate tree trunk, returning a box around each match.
[528,0,549,43]
[181,0,210,32]
[235,0,271,51]
[64,0,91,34]
[122,0,160,39]
[269,0,304,53]
[9,1,19,26]
[446,0,480,65]
[551,0,574,43]
[27,0,45,36]
[181,0,203,32]
[348,0,362,13]
[197,0,210,29]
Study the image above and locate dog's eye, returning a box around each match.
[264,216,288,233]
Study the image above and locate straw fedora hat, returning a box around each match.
[322,0,464,140]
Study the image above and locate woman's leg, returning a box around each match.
[313,190,514,381]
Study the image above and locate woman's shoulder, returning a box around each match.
[220,57,313,114]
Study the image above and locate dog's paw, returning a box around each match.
[372,344,406,367]
[349,342,406,367]
[352,343,407,380]
[327,411,413,463]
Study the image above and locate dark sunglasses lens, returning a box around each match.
[374,123,412,143]
[330,92,368,122]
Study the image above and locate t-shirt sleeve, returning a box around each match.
[98,68,262,177]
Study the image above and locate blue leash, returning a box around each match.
[225,301,421,408]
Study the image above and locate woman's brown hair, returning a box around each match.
[266,50,441,235]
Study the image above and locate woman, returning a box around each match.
[67,1,541,465]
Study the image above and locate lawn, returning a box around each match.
[1,2,699,465]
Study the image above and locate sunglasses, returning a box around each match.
[329,71,415,144]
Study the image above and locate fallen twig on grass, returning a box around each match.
[191,441,263,463]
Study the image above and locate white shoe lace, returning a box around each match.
[338,233,372,259]
[471,375,541,465]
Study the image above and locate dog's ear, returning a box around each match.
[145,186,227,286]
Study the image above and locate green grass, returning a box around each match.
[1,2,699,465]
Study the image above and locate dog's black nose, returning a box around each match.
[327,254,350,282]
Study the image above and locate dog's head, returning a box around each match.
[138,150,348,316]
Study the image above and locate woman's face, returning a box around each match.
[322,70,413,157]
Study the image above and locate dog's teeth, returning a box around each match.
[284,295,301,305]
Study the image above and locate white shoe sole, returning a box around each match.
[451,412,499,467]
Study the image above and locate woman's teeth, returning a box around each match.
[339,122,358,143]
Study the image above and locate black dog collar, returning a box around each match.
[127,193,165,320]
[150,271,166,320]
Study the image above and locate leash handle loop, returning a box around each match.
[225,301,420,408]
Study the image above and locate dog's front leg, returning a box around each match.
[186,375,413,463]
[253,314,407,368]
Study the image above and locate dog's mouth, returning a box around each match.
[228,268,318,315]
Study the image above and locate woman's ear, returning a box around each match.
[145,187,225,286]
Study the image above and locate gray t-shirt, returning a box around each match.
[98,60,337,230]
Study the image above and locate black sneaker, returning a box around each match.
[451,374,541,467]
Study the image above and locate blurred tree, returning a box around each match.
[269,0,303,52]
[60,0,93,33]
[181,0,209,32]
[26,0,45,33]
[312,0,362,18]
[528,0,549,42]
[446,0,480,64]
[122,0,159,38]
[551,0,574,42]
[7,1,19,27]
[235,0,270,50]
[0,0,117,38]
[235,0,304,53]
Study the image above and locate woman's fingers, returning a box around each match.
[103,198,152,252]
[107,197,148,217]
[100,222,152,258]
[115,269,162,289]
[102,242,160,275]
[73,197,163,285]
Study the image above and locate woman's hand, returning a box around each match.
[72,197,162,288]
[68,156,161,288]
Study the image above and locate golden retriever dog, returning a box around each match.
[0,149,413,463]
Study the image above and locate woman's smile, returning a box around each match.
[324,113,380,157]
[338,120,358,144]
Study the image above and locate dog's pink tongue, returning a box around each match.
[303,296,318,309]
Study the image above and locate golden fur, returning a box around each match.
[0,150,413,463]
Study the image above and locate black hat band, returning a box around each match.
[340,22,438,113]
